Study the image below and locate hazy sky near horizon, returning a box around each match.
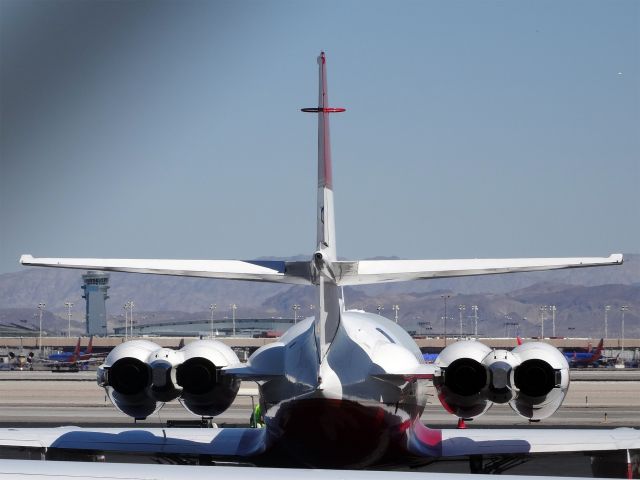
[1,1,638,275]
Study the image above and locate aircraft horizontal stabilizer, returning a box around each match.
[336,254,623,285]
[20,253,623,287]
[20,255,312,285]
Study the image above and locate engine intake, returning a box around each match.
[109,357,149,396]
[444,358,487,397]
[97,340,161,419]
[176,340,241,417]
[509,342,569,420]
[434,341,492,419]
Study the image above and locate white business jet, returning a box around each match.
[2,53,635,477]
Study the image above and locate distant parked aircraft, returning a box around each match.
[1,350,34,370]
[47,337,101,370]
[563,338,604,367]
[422,352,438,363]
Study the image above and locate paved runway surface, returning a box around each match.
[0,370,638,429]
[0,370,637,476]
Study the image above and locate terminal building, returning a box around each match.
[81,271,110,336]
[113,317,295,338]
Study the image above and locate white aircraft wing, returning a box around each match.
[408,423,640,458]
[0,426,266,457]
[0,459,603,480]
[20,255,312,285]
[336,254,623,285]
[442,427,640,455]
[1,425,637,459]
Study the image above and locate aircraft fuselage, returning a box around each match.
[256,311,429,466]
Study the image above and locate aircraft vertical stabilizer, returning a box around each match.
[303,52,346,360]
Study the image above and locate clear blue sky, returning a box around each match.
[1,0,638,274]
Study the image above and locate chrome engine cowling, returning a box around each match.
[176,340,241,417]
[434,341,492,419]
[97,339,241,419]
[509,342,570,420]
[97,340,161,419]
[434,340,570,421]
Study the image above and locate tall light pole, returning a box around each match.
[292,304,300,324]
[458,304,466,337]
[64,301,73,338]
[471,305,479,339]
[392,304,399,324]
[604,305,611,340]
[37,302,46,350]
[550,305,557,337]
[539,306,548,338]
[441,294,451,346]
[209,304,217,338]
[128,301,135,338]
[123,304,129,340]
[620,305,629,354]
[231,304,237,336]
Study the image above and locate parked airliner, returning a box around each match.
[2,53,636,478]
[563,338,605,367]
[47,336,101,370]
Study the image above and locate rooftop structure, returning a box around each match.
[0,322,39,337]
[113,317,296,338]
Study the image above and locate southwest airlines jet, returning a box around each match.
[1,53,636,479]
[47,336,101,370]
[564,339,605,367]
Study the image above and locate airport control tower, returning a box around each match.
[81,271,110,336]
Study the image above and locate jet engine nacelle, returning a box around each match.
[176,340,241,417]
[509,342,570,420]
[434,341,492,419]
[434,340,570,421]
[97,339,241,419]
[97,340,161,419]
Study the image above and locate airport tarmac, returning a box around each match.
[0,371,638,429]
[0,371,637,476]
